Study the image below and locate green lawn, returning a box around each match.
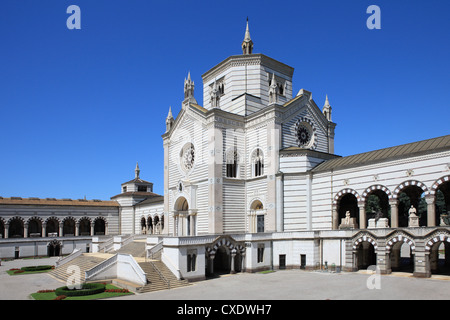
[31,284,134,300]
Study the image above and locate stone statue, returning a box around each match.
[408,205,419,227]
[408,205,417,217]
[344,211,351,224]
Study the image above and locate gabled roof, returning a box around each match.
[121,178,152,186]
[312,135,450,173]
[0,197,119,207]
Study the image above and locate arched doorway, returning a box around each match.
[9,217,24,238]
[338,193,359,228]
[141,217,147,234]
[214,246,231,274]
[63,217,76,236]
[206,236,246,277]
[433,178,450,226]
[28,218,42,237]
[355,242,376,270]
[364,188,390,225]
[94,218,106,235]
[45,218,59,237]
[390,242,414,273]
[395,181,428,227]
[79,218,91,236]
[0,219,4,238]
[47,240,61,257]
[427,235,450,275]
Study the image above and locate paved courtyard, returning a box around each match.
[1,257,450,301]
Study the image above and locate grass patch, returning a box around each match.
[258,270,275,274]
[31,284,134,300]
[7,266,54,276]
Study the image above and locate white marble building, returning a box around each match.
[1,21,449,282]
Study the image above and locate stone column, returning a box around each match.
[105,222,108,235]
[358,202,366,229]
[59,224,63,237]
[425,195,436,227]
[230,249,236,274]
[209,255,215,274]
[4,224,8,239]
[24,223,28,238]
[390,200,399,228]
[75,221,80,236]
[332,205,339,230]
[42,223,46,238]
[90,224,94,236]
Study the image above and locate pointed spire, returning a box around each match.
[183,71,197,104]
[166,106,174,132]
[323,94,332,121]
[135,162,140,179]
[241,17,254,55]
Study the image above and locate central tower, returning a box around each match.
[201,20,294,115]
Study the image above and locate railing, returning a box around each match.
[85,253,118,281]
[55,248,82,267]
[150,261,170,289]
[85,253,147,286]
[98,236,114,253]
[147,241,163,260]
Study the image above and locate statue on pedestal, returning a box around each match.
[408,205,419,227]
[339,211,357,229]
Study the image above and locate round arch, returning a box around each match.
[0,218,5,238]
[93,217,107,235]
[62,217,76,236]
[362,185,392,226]
[430,175,450,226]
[386,233,416,273]
[27,217,43,237]
[78,217,92,236]
[45,217,60,237]
[335,189,361,229]
[8,217,24,238]
[425,231,450,275]
[352,234,378,271]
[206,236,246,276]
[393,180,430,227]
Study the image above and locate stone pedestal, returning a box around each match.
[368,218,389,229]
[339,217,357,229]
[409,216,419,227]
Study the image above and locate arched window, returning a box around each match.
[226,147,239,178]
[251,148,264,177]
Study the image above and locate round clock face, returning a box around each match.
[182,144,195,171]
[296,123,312,147]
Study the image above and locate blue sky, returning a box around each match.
[0,0,449,200]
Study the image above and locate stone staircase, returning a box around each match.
[49,254,107,284]
[114,241,146,258]
[137,260,190,293]
[49,239,190,294]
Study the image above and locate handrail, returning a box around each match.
[147,241,163,260]
[85,254,118,280]
[55,248,82,267]
[98,236,114,253]
[150,261,170,289]
[85,253,147,286]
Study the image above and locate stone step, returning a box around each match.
[49,254,106,283]
[137,261,190,293]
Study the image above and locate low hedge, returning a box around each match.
[55,283,106,297]
[21,265,53,272]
